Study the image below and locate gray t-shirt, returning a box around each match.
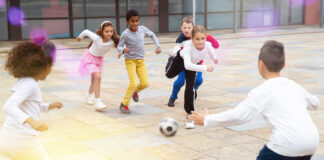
[117,26,160,59]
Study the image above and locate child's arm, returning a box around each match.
[24,118,48,132]
[206,34,219,49]
[169,44,181,57]
[77,29,99,41]
[182,43,212,72]
[207,44,218,64]
[117,33,130,54]
[2,85,34,125]
[191,89,268,127]
[142,26,161,54]
[40,102,63,113]
[303,89,320,110]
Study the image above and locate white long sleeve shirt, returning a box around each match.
[2,78,49,136]
[78,29,114,57]
[204,77,320,157]
[180,40,217,72]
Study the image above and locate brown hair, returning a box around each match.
[88,21,120,48]
[191,25,206,38]
[5,41,56,78]
[259,40,285,72]
[182,16,194,26]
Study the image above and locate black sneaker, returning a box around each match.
[168,98,176,107]
[132,92,139,102]
[195,90,197,100]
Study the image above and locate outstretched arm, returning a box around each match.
[142,26,161,54]
[77,29,99,41]
[191,88,268,127]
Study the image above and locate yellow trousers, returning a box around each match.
[122,59,149,106]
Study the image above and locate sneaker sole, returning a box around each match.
[95,106,107,112]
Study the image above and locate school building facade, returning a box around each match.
[0,0,323,41]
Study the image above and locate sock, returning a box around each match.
[87,92,93,97]
[95,98,101,103]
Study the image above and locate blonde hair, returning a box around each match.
[191,25,206,38]
[182,16,194,26]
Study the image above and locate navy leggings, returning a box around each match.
[257,145,312,160]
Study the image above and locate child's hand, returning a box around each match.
[214,59,218,64]
[155,47,161,54]
[25,118,48,132]
[206,65,214,72]
[190,108,209,125]
[49,102,63,110]
[117,53,122,59]
[123,48,130,54]
[76,37,81,42]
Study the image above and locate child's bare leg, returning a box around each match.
[93,72,101,98]
[88,73,95,95]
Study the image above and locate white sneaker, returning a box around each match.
[87,96,95,105]
[185,120,195,129]
[95,101,107,112]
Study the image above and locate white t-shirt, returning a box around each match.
[2,78,49,136]
[204,77,320,157]
[180,40,217,72]
[78,29,114,57]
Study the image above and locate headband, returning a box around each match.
[101,20,111,29]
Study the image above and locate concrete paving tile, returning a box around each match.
[170,134,221,152]
[53,151,110,160]
[145,144,209,160]
[202,145,258,160]
[82,132,171,157]
[48,117,112,141]
[107,149,163,160]
[95,122,141,136]
[42,138,90,159]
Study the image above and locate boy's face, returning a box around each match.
[181,22,193,38]
[127,16,139,32]
[192,32,206,50]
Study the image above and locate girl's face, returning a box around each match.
[102,26,114,40]
[192,32,206,50]
[127,16,139,32]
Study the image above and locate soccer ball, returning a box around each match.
[159,117,178,137]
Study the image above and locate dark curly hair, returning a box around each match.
[126,9,140,21]
[5,41,56,78]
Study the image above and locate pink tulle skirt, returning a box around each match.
[78,50,103,76]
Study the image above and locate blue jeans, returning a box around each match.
[170,71,203,100]
[257,145,312,160]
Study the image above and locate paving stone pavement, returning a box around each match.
[0,26,324,160]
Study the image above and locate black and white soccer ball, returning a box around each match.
[159,117,178,137]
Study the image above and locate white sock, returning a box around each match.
[87,92,93,97]
[95,98,101,103]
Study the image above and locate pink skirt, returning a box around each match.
[78,50,103,76]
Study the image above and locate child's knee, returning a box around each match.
[141,81,149,89]
[195,77,203,86]
[94,73,101,81]
[128,82,137,90]
[174,79,185,87]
